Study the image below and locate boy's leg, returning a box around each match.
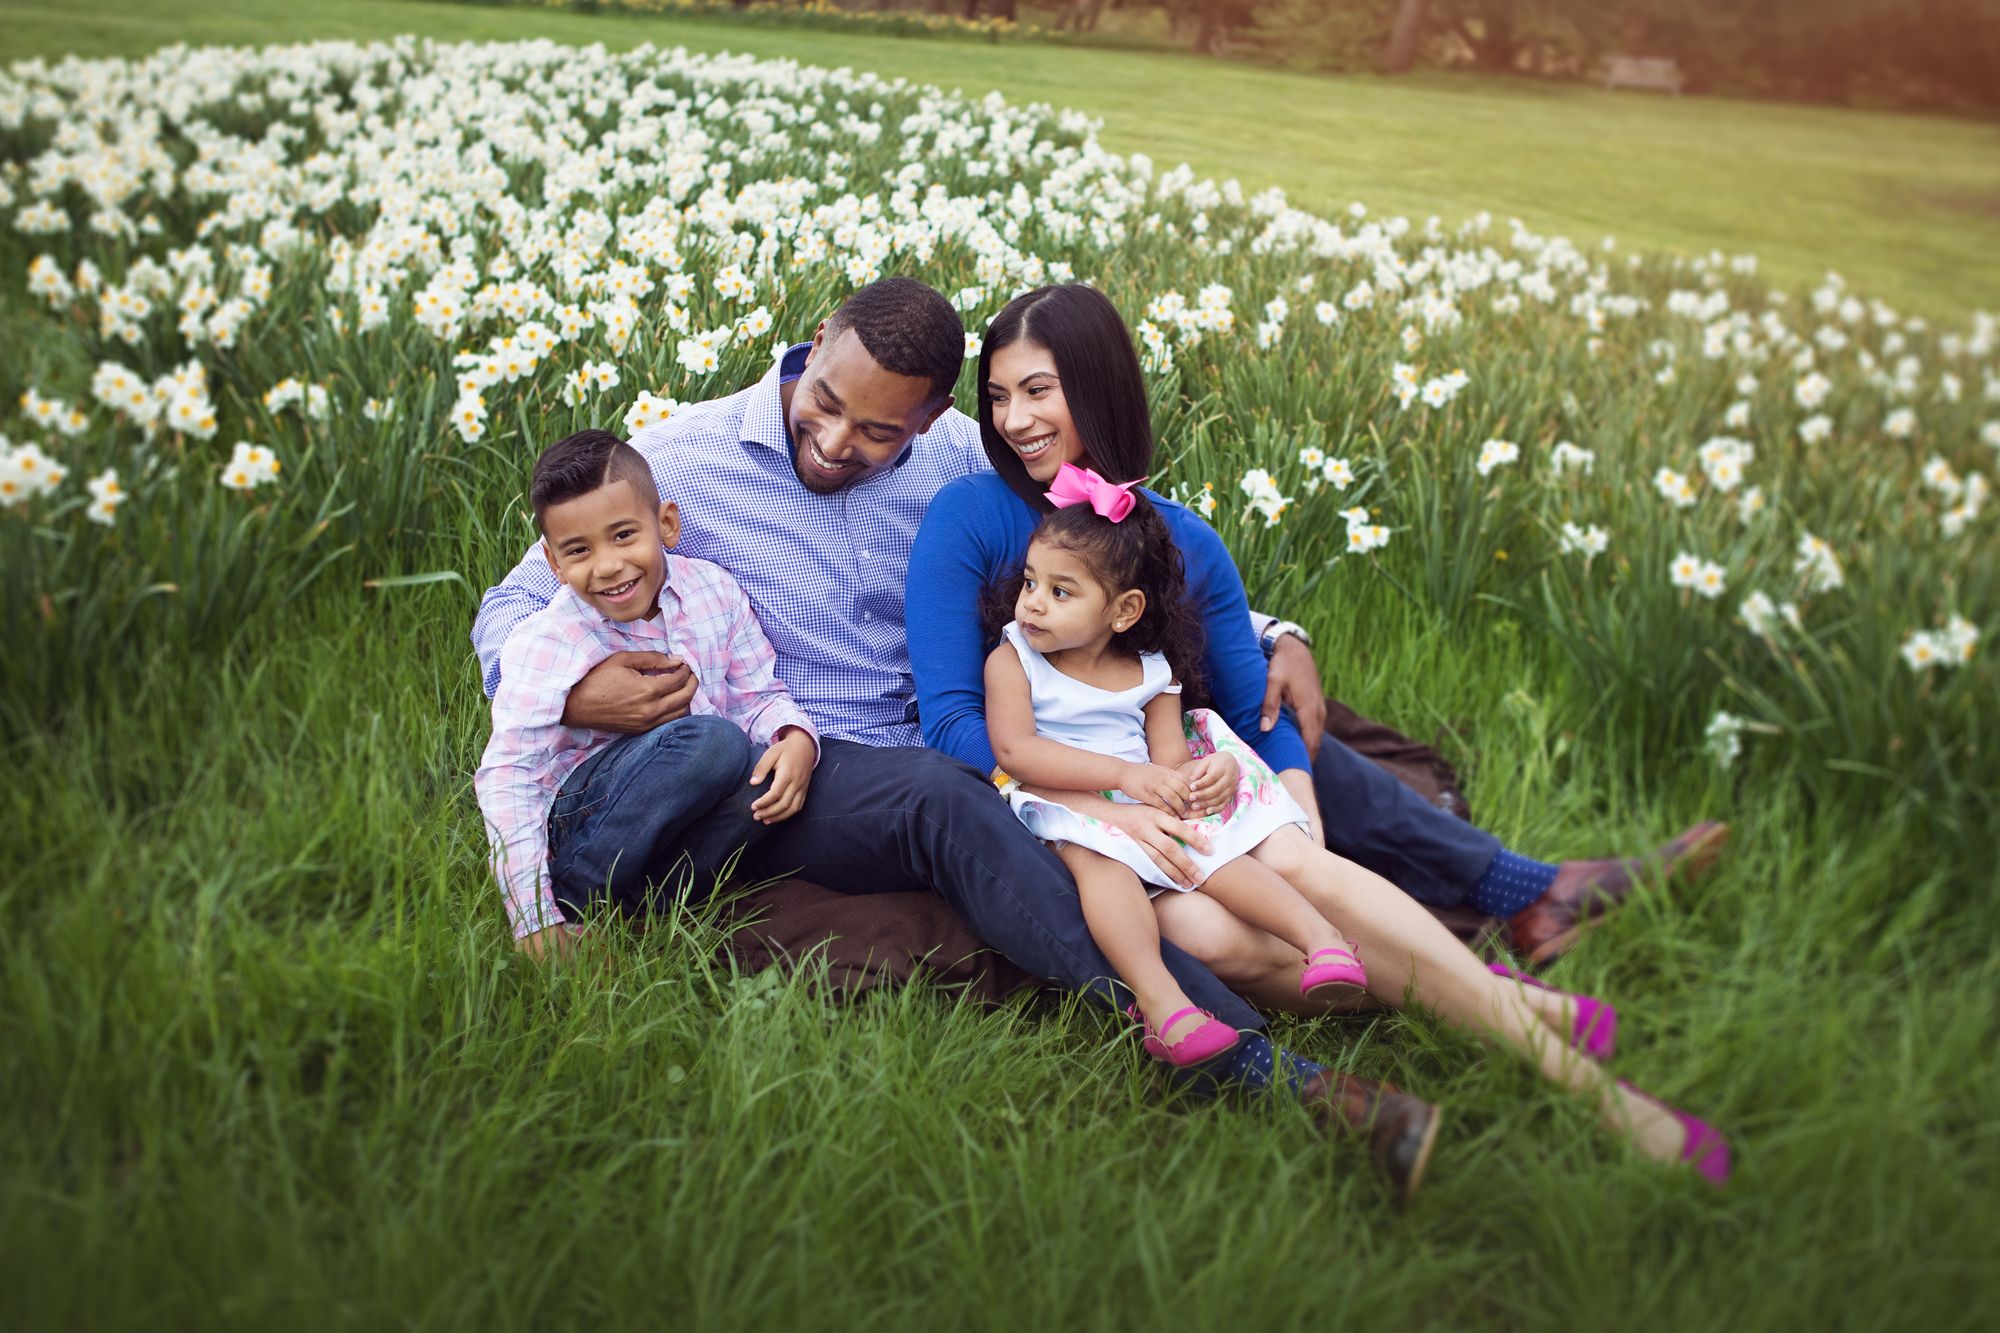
[549,715,759,917]
[741,739,1266,1032]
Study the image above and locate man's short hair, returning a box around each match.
[530,428,660,529]
[822,276,964,404]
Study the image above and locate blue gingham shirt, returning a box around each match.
[473,344,990,746]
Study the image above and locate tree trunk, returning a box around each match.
[1384,0,1426,73]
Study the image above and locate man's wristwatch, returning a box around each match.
[1258,619,1313,660]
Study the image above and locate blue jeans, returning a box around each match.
[548,714,767,919]
[1310,732,1502,907]
[743,739,1266,1032]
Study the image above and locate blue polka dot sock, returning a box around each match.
[1468,848,1562,919]
[1167,1032,1326,1100]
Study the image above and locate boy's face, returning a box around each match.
[540,479,681,622]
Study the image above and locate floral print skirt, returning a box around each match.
[1007,709,1313,896]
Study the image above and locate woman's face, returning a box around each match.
[985,337,1087,486]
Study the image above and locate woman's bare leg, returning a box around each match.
[1255,828,1691,1163]
[1056,843,1208,1046]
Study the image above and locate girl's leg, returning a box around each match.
[1056,843,1207,1047]
[1194,845,1351,962]
[1255,829,1693,1164]
[1152,891,1381,1016]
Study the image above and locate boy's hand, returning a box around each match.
[750,728,815,824]
[1178,752,1239,817]
[515,922,590,963]
[1117,762,1193,816]
[561,651,697,734]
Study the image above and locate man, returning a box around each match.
[473,278,1720,1193]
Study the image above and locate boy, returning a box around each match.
[476,428,818,959]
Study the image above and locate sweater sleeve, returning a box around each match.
[1174,509,1313,774]
[907,477,1015,776]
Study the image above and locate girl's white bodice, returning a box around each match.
[1002,620,1179,767]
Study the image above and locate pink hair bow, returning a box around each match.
[1045,462,1145,524]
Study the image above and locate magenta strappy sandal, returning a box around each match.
[1488,961,1618,1062]
[1127,1004,1240,1068]
[1301,944,1368,1000]
[1617,1079,1733,1187]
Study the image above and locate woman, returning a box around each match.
[905,284,1729,1183]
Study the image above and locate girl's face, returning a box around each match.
[986,337,1088,486]
[1014,536,1144,655]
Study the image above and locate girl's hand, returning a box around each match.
[1178,753,1239,817]
[750,729,816,824]
[1118,762,1193,816]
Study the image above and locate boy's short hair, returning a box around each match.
[530,429,661,529]
[822,276,964,405]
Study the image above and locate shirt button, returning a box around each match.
[861,551,871,559]
[862,612,872,621]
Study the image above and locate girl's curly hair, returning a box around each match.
[982,492,1208,706]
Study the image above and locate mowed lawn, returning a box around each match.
[4,0,1999,318]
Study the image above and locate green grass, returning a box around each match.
[4,0,1998,317]
[3,22,1999,1333]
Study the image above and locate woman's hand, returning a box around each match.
[1118,761,1193,816]
[1094,801,1214,890]
[1178,752,1239,817]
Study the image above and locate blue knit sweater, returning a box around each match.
[906,470,1311,779]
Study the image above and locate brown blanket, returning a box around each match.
[719,698,1496,1001]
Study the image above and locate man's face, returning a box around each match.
[540,479,680,622]
[786,324,949,494]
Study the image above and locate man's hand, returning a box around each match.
[560,651,697,733]
[1178,752,1239,817]
[1261,633,1328,757]
[749,728,816,824]
[1094,801,1213,890]
[515,921,589,963]
[1118,761,1193,816]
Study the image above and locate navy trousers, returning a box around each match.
[743,738,1266,1032]
[1310,732,1502,907]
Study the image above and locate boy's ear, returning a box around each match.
[657,500,681,550]
[1112,588,1147,634]
[541,537,558,576]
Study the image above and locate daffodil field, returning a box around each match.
[5,34,1999,1330]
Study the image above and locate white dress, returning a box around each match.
[999,621,1312,895]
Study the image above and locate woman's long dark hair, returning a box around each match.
[982,494,1208,705]
[977,284,1156,511]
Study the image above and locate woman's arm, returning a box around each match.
[907,478,1016,776]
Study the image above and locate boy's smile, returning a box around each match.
[540,479,682,622]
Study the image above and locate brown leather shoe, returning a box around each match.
[1298,1069,1442,1204]
[1506,821,1730,966]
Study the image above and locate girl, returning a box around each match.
[985,471,1370,1067]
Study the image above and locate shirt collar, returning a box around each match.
[739,342,811,456]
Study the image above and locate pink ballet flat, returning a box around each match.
[1127,1004,1240,1068]
[1488,961,1618,1062]
[1301,945,1368,1000]
[1616,1079,1732,1187]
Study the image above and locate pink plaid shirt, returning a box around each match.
[475,551,817,938]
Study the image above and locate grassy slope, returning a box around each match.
[3,0,1998,318]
